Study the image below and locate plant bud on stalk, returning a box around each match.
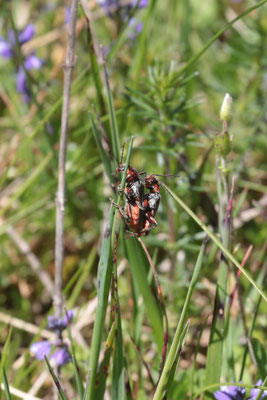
[214,131,231,157]
[220,93,232,122]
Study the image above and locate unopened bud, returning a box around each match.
[214,131,231,156]
[221,131,231,156]
[220,93,232,121]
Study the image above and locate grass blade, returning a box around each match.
[1,366,11,400]
[44,356,67,400]
[0,327,12,400]
[64,308,84,399]
[112,308,125,400]
[86,207,114,400]
[164,320,191,396]
[125,238,163,350]
[102,51,121,163]
[153,236,208,400]
[95,322,116,399]
[89,111,113,182]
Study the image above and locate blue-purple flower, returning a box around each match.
[214,384,246,400]
[30,340,52,361]
[249,380,267,400]
[31,310,74,367]
[48,309,74,332]
[0,24,43,102]
[96,0,148,38]
[51,345,72,365]
[30,340,71,366]
[214,381,267,400]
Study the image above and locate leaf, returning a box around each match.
[65,309,84,399]
[125,239,163,351]
[0,327,12,400]
[89,112,113,183]
[85,208,114,400]
[112,310,125,400]
[250,338,267,379]
[95,323,116,400]
[44,356,67,400]
[153,237,207,400]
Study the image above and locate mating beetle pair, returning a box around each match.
[111,163,162,237]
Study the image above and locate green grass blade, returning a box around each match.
[190,314,210,399]
[0,327,12,400]
[65,309,84,399]
[112,309,125,400]
[164,320,190,396]
[255,377,267,400]
[1,366,11,400]
[205,215,230,386]
[102,55,121,163]
[44,356,67,400]
[83,373,91,400]
[239,294,262,380]
[250,338,267,379]
[125,239,163,350]
[85,16,105,114]
[153,237,207,400]
[95,322,116,399]
[89,111,113,182]
[86,208,114,400]
[162,183,267,303]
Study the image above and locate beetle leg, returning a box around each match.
[109,198,128,220]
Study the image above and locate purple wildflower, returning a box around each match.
[0,37,13,58]
[8,24,35,46]
[30,341,52,360]
[96,0,148,38]
[249,380,267,400]
[25,53,43,70]
[128,18,143,39]
[48,310,74,332]
[214,384,246,400]
[16,67,30,103]
[51,345,72,366]
[0,24,43,102]
[130,0,149,8]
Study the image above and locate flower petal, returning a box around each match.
[131,0,149,8]
[51,346,71,366]
[214,391,235,400]
[30,341,52,360]
[48,310,73,331]
[0,37,13,58]
[18,24,35,44]
[249,380,267,400]
[16,67,31,102]
[25,54,44,70]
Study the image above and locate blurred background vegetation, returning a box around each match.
[0,0,266,398]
